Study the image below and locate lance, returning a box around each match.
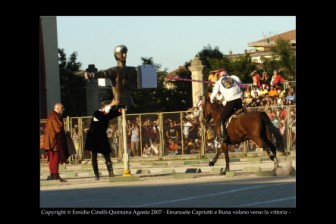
[167,77,249,89]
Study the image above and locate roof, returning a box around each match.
[166,66,188,80]
[248,29,296,47]
[249,51,273,57]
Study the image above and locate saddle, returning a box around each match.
[232,108,245,116]
[225,108,245,128]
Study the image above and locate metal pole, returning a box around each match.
[200,112,205,158]
[122,108,131,176]
[66,116,70,132]
[158,113,163,159]
[286,106,291,152]
[78,117,82,163]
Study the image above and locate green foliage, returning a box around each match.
[230,54,256,83]
[129,59,193,113]
[59,49,87,116]
[128,38,296,113]
[271,38,296,80]
[260,56,278,75]
[207,57,231,72]
[197,45,224,69]
[58,49,67,68]
[206,54,255,83]
[140,57,153,64]
[129,66,193,113]
[141,57,162,71]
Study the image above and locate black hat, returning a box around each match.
[86,64,98,73]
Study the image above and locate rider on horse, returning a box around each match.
[210,68,243,143]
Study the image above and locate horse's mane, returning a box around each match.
[205,96,222,111]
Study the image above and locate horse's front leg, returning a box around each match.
[209,125,223,166]
[209,144,222,166]
[222,143,230,175]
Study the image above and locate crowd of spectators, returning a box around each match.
[40,70,296,159]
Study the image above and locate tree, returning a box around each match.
[128,57,163,113]
[197,45,224,69]
[230,54,256,83]
[271,38,296,80]
[206,54,256,83]
[128,59,193,113]
[59,49,87,116]
[260,56,279,75]
[140,57,162,71]
[140,57,153,64]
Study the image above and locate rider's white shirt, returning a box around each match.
[210,76,242,102]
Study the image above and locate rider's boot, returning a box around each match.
[220,123,228,143]
[222,127,228,143]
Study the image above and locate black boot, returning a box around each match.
[92,160,100,180]
[55,173,67,182]
[48,173,55,180]
[106,161,115,177]
[220,123,228,143]
[222,127,228,142]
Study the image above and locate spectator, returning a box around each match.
[270,116,279,128]
[270,70,287,90]
[43,103,69,182]
[182,118,193,141]
[251,70,261,88]
[250,92,263,107]
[285,91,296,104]
[259,86,269,96]
[243,88,251,98]
[208,70,219,88]
[268,86,279,98]
[261,72,270,90]
[142,143,152,156]
[250,86,260,98]
[130,124,140,156]
[40,127,46,160]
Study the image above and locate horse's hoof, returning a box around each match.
[269,155,275,161]
[209,162,215,166]
[220,172,226,175]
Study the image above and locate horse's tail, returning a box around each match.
[260,112,285,153]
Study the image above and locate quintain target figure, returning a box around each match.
[84,45,137,107]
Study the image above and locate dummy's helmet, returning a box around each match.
[114,45,128,60]
[114,45,128,54]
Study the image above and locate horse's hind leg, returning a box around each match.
[259,135,280,170]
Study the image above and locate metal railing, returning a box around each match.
[40,105,296,162]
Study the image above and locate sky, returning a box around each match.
[57,16,295,72]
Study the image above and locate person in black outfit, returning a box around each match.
[84,99,122,180]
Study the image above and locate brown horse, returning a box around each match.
[203,97,285,174]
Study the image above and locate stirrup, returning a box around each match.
[215,136,225,143]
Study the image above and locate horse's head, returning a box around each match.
[202,96,223,127]
[203,96,213,125]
